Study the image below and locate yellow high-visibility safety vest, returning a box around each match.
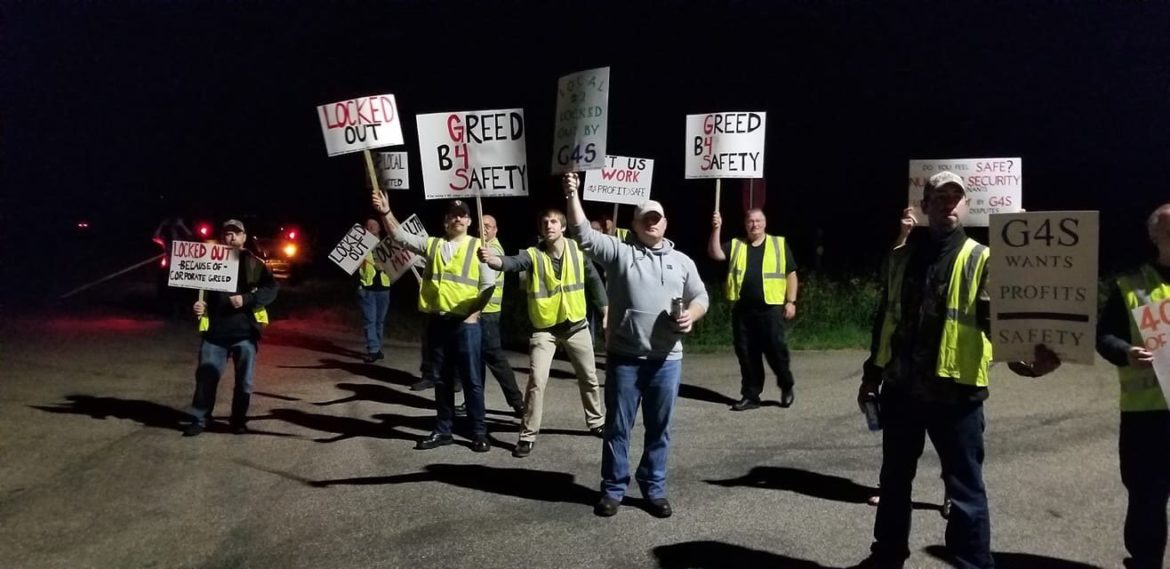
[874,238,992,387]
[525,239,587,329]
[725,235,788,304]
[418,236,482,317]
[1117,264,1170,412]
[358,254,390,287]
[482,238,505,314]
[197,307,269,333]
[615,228,630,241]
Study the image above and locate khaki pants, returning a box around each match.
[520,325,604,441]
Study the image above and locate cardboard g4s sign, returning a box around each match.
[551,67,609,174]
[1132,298,1170,405]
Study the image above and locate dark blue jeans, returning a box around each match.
[357,287,390,354]
[190,338,257,427]
[600,355,681,501]
[1120,410,1170,569]
[873,393,991,569]
[425,316,485,437]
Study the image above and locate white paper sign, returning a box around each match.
[990,211,1098,364]
[1131,300,1170,405]
[316,94,405,157]
[417,109,529,200]
[167,240,239,292]
[376,151,409,190]
[372,214,429,284]
[328,224,382,275]
[909,158,1022,227]
[551,67,609,174]
[684,112,766,179]
[582,155,654,205]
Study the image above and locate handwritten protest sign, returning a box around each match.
[1131,299,1170,404]
[417,109,528,200]
[551,67,609,174]
[328,224,382,275]
[582,155,654,206]
[316,94,404,157]
[372,214,428,284]
[376,151,409,190]
[990,211,1098,364]
[685,112,766,179]
[909,158,1022,227]
[167,240,239,292]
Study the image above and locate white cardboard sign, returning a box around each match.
[684,112,766,179]
[372,214,429,284]
[376,151,410,190]
[417,109,529,200]
[328,224,382,275]
[908,158,1022,227]
[316,94,405,157]
[167,240,239,293]
[551,67,609,174]
[1131,300,1170,405]
[989,211,1098,364]
[582,155,654,205]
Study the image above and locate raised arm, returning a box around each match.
[563,173,621,264]
[708,211,726,261]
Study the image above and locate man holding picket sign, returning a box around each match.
[708,208,798,411]
[183,219,278,437]
[372,192,496,453]
[478,213,526,417]
[479,208,608,458]
[1096,202,1170,569]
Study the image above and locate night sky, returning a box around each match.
[5,1,1170,293]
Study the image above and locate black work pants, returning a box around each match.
[1120,410,1170,569]
[732,303,794,402]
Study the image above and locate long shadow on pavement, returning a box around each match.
[264,330,364,358]
[707,466,941,512]
[308,463,597,505]
[923,545,1105,568]
[261,408,432,443]
[654,540,832,568]
[313,382,434,411]
[30,395,296,437]
[279,358,419,388]
[678,383,738,406]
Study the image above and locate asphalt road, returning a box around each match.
[0,312,1148,568]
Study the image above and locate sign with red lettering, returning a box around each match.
[1131,299,1170,403]
[316,94,405,157]
[376,151,410,190]
[908,158,1022,227]
[167,240,240,292]
[372,214,428,284]
[990,211,1098,364]
[328,224,382,275]
[416,109,528,200]
[551,67,609,174]
[685,112,766,179]
[582,155,653,205]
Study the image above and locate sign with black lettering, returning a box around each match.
[551,67,609,174]
[417,109,528,200]
[1131,299,1170,403]
[317,94,405,157]
[376,151,409,190]
[909,158,1022,227]
[582,155,653,205]
[372,214,428,284]
[685,112,766,179]
[990,211,1098,364]
[328,224,381,275]
[167,240,239,292]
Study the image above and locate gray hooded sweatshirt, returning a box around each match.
[574,220,709,360]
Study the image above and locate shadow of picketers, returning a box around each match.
[263,329,364,358]
[261,408,434,443]
[29,395,298,437]
[278,358,420,388]
[923,545,1107,569]
[313,382,434,411]
[677,383,738,406]
[653,540,832,569]
[706,466,942,512]
[308,464,598,505]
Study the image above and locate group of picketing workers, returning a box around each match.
[179,167,1170,569]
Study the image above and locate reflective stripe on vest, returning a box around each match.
[418,236,482,316]
[525,239,587,329]
[483,238,505,314]
[1117,264,1170,412]
[875,238,991,387]
[615,228,630,241]
[358,253,390,287]
[725,235,788,304]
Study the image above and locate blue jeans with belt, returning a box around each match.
[190,338,257,427]
[425,316,485,437]
[600,355,681,501]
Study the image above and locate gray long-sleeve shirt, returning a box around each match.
[573,220,709,360]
